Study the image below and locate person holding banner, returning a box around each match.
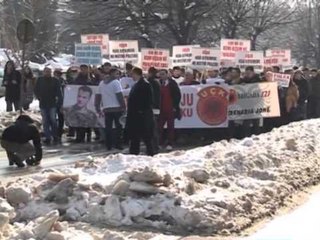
[95,68,126,150]
[180,69,200,86]
[125,67,154,156]
[158,69,182,150]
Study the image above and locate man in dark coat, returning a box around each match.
[34,67,62,145]
[2,60,21,112]
[293,70,309,120]
[147,67,161,154]
[308,69,320,118]
[125,67,154,156]
[158,69,182,150]
[1,115,42,167]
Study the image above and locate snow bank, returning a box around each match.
[1,119,320,239]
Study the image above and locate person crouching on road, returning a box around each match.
[1,115,42,168]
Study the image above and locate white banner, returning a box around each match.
[109,40,139,63]
[235,51,264,73]
[265,49,291,66]
[220,39,251,67]
[141,48,170,73]
[81,34,109,55]
[191,48,220,70]
[74,44,102,66]
[229,82,280,120]
[63,83,280,128]
[172,45,200,67]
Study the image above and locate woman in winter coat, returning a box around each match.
[22,66,35,110]
[2,61,21,112]
[286,79,300,123]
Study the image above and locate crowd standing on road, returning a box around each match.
[2,59,320,167]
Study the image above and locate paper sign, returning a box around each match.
[172,45,200,67]
[141,48,170,73]
[191,48,220,70]
[220,39,251,61]
[81,34,109,55]
[272,73,291,88]
[235,51,264,73]
[265,49,291,66]
[75,44,102,66]
[109,40,139,62]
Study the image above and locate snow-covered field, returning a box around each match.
[1,119,320,239]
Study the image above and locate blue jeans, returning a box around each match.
[40,108,58,140]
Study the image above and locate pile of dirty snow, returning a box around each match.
[1,119,320,239]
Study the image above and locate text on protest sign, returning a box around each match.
[271,73,291,88]
[75,44,102,66]
[235,51,264,73]
[172,45,200,66]
[141,48,170,73]
[109,40,139,62]
[229,82,280,120]
[81,34,109,55]
[265,49,291,66]
[191,48,220,70]
[220,39,251,60]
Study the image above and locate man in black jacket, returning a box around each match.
[1,115,42,167]
[158,69,182,150]
[34,67,62,145]
[125,67,154,156]
[293,70,310,120]
[147,67,161,154]
[308,69,320,118]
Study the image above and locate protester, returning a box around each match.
[1,115,42,168]
[66,67,78,84]
[120,63,135,90]
[171,66,184,84]
[240,66,261,137]
[74,65,92,142]
[292,70,309,120]
[22,66,35,110]
[285,79,300,123]
[95,68,125,150]
[147,67,161,154]
[307,70,320,118]
[125,67,154,156]
[102,62,112,74]
[221,67,234,84]
[302,67,311,80]
[2,60,21,112]
[34,67,62,145]
[273,66,281,73]
[230,67,242,85]
[204,68,224,85]
[158,69,182,150]
[54,69,66,138]
[180,69,200,86]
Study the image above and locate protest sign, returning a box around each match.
[271,73,291,88]
[265,49,291,66]
[229,82,280,120]
[81,34,109,55]
[172,45,200,67]
[109,40,139,63]
[191,48,220,70]
[220,39,251,66]
[63,85,104,128]
[75,44,102,65]
[235,51,264,73]
[141,48,170,73]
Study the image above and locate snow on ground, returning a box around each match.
[0,119,320,239]
[0,98,41,135]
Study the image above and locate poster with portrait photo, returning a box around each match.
[63,85,104,128]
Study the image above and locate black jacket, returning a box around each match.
[294,78,309,104]
[126,78,154,139]
[148,77,161,111]
[74,74,90,85]
[3,70,21,101]
[34,76,63,109]
[160,78,182,119]
[240,74,261,84]
[2,119,42,160]
[309,77,320,98]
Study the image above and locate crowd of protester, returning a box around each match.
[1,59,320,164]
